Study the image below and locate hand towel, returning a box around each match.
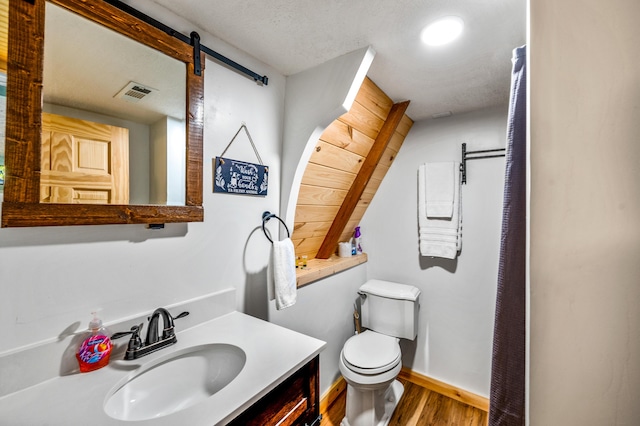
[272,238,297,310]
[425,162,456,218]
[418,163,462,259]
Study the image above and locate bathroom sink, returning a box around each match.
[104,343,246,421]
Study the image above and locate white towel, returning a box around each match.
[456,179,463,252]
[425,162,456,218]
[272,238,297,310]
[418,163,462,259]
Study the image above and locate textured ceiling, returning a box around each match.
[147,0,526,121]
[44,3,185,125]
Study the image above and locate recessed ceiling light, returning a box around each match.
[421,16,464,46]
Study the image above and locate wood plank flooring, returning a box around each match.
[320,378,488,426]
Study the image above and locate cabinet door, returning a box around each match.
[227,356,319,426]
[40,112,129,204]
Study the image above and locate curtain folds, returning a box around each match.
[489,45,527,426]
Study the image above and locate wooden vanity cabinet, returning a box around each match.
[227,356,320,426]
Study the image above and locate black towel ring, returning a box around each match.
[261,211,290,243]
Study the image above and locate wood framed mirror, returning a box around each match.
[1,0,204,227]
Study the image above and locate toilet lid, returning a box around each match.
[343,331,401,373]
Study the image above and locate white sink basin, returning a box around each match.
[104,343,246,421]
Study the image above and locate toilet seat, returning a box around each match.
[342,331,401,375]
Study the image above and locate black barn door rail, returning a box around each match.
[103,0,268,85]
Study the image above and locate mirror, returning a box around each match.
[2,0,204,227]
[43,2,186,205]
[0,0,7,191]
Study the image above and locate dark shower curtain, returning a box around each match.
[489,45,527,426]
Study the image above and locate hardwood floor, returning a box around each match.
[320,378,488,426]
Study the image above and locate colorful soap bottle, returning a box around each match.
[354,226,363,254]
[76,312,112,373]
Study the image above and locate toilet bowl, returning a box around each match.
[339,331,404,426]
[339,280,420,426]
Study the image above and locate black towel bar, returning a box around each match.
[460,142,506,184]
[261,211,290,243]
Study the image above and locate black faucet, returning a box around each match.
[112,309,189,360]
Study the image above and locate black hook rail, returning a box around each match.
[460,142,506,184]
[261,211,290,243]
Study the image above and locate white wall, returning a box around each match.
[269,265,367,393]
[0,1,513,406]
[529,0,640,423]
[360,106,508,397]
[149,117,168,204]
[0,4,287,353]
[150,116,186,205]
[0,57,284,355]
[166,116,186,205]
[0,2,373,401]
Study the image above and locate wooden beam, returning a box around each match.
[315,100,410,259]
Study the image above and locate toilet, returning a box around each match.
[339,279,420,426]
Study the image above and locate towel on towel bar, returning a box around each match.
[418,163,462,259]
[425,162,456,218]
[272,238,297,310]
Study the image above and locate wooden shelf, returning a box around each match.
[296,253,367,288]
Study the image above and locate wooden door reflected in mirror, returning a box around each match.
[1,0,204,227]
[40,113,130,204]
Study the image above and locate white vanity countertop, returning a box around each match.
[0,312,326,425]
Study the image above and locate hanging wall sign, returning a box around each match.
[213,123,269,196]
[213,157,268,196]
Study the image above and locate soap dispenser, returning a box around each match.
[76,312,112,373]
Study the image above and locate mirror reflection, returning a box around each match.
[0,72,5,191]
[0,0,7,191]
[42,2,186,205]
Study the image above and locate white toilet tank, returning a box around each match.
[359,279,420,340]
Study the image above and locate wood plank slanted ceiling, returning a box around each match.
[292,77,413,259]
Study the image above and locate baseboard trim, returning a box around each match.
[398,368,489,412]
[320,369,489,418]
[320,376,347,415]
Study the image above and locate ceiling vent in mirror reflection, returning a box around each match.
[114,81,158,103]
